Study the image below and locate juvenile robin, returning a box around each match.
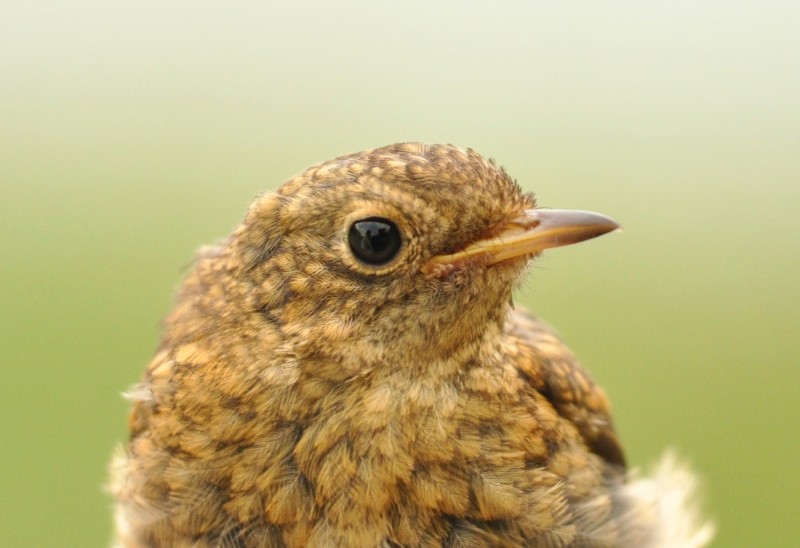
[110,143,712,547]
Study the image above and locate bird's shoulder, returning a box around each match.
[502,307,626,467]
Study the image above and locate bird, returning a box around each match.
[110,142,713,547]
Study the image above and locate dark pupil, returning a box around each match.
[348,218,401,265]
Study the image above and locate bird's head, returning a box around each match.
[226,143,617,370]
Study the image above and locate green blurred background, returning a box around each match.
[2,1,798,546]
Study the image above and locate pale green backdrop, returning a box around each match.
[2,1,798,546]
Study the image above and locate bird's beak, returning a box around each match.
[423,209,620,274]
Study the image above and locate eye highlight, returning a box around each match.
[348,217,402,265]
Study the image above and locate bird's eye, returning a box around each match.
[348,217,402,265]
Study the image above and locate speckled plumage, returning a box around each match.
[110,143,712,547]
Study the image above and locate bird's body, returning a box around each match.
[111,143,711,547]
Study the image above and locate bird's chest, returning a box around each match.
[282,374,549,544]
